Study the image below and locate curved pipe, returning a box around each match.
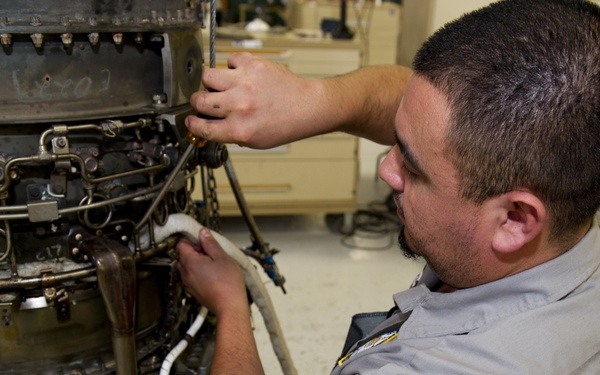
[140,213,297,375]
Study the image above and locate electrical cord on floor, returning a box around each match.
[340,198,403,251]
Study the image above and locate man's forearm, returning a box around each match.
[210,304,265,375]
[317,64,412,145]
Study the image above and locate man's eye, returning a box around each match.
[402,163,418,178]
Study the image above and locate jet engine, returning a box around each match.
[0,1,289,374]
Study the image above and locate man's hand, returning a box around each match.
[177,228,247,317]
[185,52,411,149]
[186,52,323,149]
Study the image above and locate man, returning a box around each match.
[177,0,600,373]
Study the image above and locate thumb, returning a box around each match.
[197,228,226,259]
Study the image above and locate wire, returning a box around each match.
[160,306,209,375]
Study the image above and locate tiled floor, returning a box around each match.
[219,214,425,375]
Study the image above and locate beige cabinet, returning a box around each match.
[211,134,358,216]
[195,31,361,216]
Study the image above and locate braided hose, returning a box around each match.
[140,213,297,375]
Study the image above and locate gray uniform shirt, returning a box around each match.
[331,217,600,375]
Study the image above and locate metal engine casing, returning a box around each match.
[0,1,216,373]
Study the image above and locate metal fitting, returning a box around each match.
[30,33,44,48]
[60,33,73,47]
[30,16,41,26]
[112,33,123,45]
[0,33,12,47]
[88,32,99,46]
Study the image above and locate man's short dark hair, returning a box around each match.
[413,0,600,243]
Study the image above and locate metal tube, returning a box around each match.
[80,236,138,375]
[134,143,195,232]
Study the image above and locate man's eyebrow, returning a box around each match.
[395,131,427,177]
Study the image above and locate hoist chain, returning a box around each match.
[206,167,221,233]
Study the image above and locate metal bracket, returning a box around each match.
[27,200,60,223]
[1,302,13,327]
[40,268,71,323]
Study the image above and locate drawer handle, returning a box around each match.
[217,184,291,194]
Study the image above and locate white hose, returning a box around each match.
[159,306,209,375]
[143,213,297,375]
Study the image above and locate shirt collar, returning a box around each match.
[393,216,600,338]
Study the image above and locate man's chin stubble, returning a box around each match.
[398,225,419,260]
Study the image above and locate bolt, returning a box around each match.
[88,16,97,26]
[88,32,99,46]
[75,233,83,241]
[0,33,12,47]
[72,247,79,255]
[82,255,89,261]
[84,158,98,172]
[30,16,41,26]
[35,227,45,236]
[135,33,144,44]
[29,185,41,198]
[60,33,73,47]
[121,235,128,242]
[55,138,66,148]
[112,33,123,45]
[30,33,44,48]
[52,184,64,194]
[152,94,167,106]
[44,288,56,299]
[9,170,18,180]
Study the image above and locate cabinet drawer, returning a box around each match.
[227,134,357,161]
[213,159,356,200]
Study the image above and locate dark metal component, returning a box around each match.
[224,159,287,293]
[134,142,196,233]
[0,33,165,123]
[197,141,229,169]
[0,0,198,34]
[0,1,288,372]
[78,233,138,375]
[158,105,197,151]
[162,30,204,107]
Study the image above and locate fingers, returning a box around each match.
[226,52,256,68]
[176,229,224,260]
[196,228,225,259]
[189,87,231,118]
[202,67,235,93]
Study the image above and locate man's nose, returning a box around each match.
[378,145,404,193]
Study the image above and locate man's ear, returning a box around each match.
[491,191,546,254]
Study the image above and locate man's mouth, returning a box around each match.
[393,193,405,223]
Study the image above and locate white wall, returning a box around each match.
[398,0,499,66]
[399,0,600,66]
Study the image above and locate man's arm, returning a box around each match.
[177,229,265,375]
[186,52,411,149]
